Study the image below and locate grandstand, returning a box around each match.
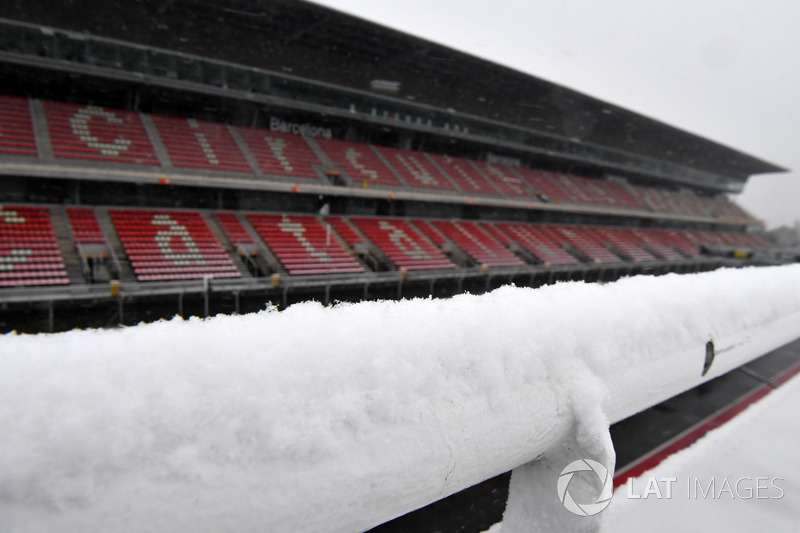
[0,0,787,332]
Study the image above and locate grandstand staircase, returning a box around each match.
[329,216,393,272]
[412,221,474,268]
[619,180,648,211]
[233,213,284,275]
[466,161,505,197]
[303,137,336,171]
[201,213,254,279]
[440,241,474,268]
[559,242,592,264]
[28,99,54,162]
[302,137,357,187]
[369,145,411,188]
[225,125,262,177]
[94,208,138,283]
[49,207,85,284]
[315,215,373,272]
[422,153,465,191]
[139,114,174,168]
[506,240,541,265]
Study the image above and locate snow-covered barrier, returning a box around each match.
[1,265,800,532]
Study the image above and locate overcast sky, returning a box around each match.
[311,0,799,229]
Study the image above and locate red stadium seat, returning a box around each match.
[541,224,623,264]
[629,185,711,218]
[151,115,252,173]
[629,229,686,261]
[427,219,525,267]
[515,168,573,204]
[703,196,757,223]
[214,212,255,246]
[348,216,455,270]
[412,219,448,247]
[236,127,325,180]
[0,96,38,157]
[315,138,404,187]
[495,222,579,265]
[652,229,700,258]
[66,207,107,246]
[471,162,532,198]
[43,100,159,165]
[427,154,502,196]
[0,205,69,286]
[588,227,657,262]
[372,146,458,192]
[109,208,240,281]
[548,172,595,204]
[247,213,364,275]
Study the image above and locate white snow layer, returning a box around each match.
[1,265,800,532]
[603,371,800,533]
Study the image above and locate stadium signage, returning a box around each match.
[486,152,521,167]
[270,117,332,139]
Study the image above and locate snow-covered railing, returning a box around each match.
[1,265,800,531]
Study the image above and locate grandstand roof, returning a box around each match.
[0,0,784,187]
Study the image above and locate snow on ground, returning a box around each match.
[1,265,800,532]
[603,371,800,532]
[487,370,800,532]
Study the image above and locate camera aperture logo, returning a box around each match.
[557,459,613,516]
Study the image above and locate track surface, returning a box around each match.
[369,337,800,533]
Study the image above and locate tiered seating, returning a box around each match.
[66,207,106,245]
[373,146,457,191]
[0,95,37,156]
[671,191,711,217]
[735,233,769,248]
[548,172,596,204]
[699,230,767,249]
[428,219,525,267]
[0,205,68,286]
[109,209,240,281]
[704,196,755,222]
[630,185,674,214]
[574,177,617,206]
[43,101,159,165]
[349,216,455,270]
[655,229,700,258]
[712,231,741,247]
[412,219,448,246]
[687,230,732,248]
[471,162,531,198]
[515,168,643,210]
[151,115,251,172]
[588,226,657,262]
[247,213,364,275]
[427,154,502,196]
[478,222,514,246]
[578,178,642,210]
[214,212,254,246]
[494,222,579,265]
[629,186,709,218]
[315,138,404,187]
[515,168,572,203]
[324,216,365,246]
[542,225,622,264]
[605,181,643,209]
[236,128,322,180]
[629,229,686,261]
